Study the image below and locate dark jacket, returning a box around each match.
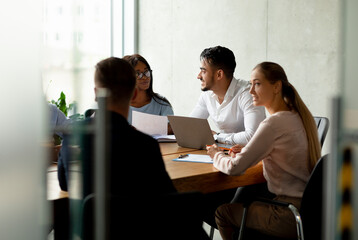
[58,111,176,197]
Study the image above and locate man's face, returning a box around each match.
[197,59,216,91]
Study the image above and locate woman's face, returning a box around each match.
[249,68,278,108]
[134,61,151,91]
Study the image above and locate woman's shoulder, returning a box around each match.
[263,111,301,128]
[151,94,172,106]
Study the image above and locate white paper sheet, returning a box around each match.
[132,111,168,135]
[152,134,176,143]
[172,154,213,164]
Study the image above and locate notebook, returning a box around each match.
[167,115,233,150]
[172,154,213,163]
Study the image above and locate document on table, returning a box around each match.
[152,134,176,143]
[173,154,213,164]
[132,111,168,135]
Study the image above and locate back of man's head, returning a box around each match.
[95,57,136,106]
[200,46,236,79]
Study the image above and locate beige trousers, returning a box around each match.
[215,195,302,240]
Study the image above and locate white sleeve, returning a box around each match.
[189,93,209,119]
[213,121,274,175]
[216,90,266,145]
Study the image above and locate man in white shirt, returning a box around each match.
[190,46,265,145]
[192,46,266,231]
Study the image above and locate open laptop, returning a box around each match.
[168,115,233,150]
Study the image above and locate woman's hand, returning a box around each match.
[206,144,220,159]
[228,144,243,157]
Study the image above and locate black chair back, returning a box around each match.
[84,109,96,118]
[300,154,328,240]
[314,117,330,147]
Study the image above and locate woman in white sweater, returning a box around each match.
[207,62,321,239]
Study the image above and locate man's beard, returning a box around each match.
[201,86,210,91]
[200,77,214,92]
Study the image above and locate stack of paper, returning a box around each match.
[173,154,213,164]
[131,111,177,143]
[132,111,168,135]
[152,134,176,143]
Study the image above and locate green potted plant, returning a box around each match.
[49,91,83,163]
[50,91,74,145]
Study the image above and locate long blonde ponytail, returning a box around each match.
[285,84,321,172]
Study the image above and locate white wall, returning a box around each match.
[138,0,340,153]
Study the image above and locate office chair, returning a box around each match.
[314,116,329,148]
[81,191,210,240]
[84,109,96,118]
[235,154,328,240]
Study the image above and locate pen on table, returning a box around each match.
[206,145,231,151]
[178,154,189,159]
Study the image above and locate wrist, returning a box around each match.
[214,133,221,142]
[214,133,219,141]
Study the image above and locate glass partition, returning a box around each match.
[325,0,358,240]
[0,0,46,239]
[42,0,137,239]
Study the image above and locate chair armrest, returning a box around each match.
[241,196,291,208]
[253,197,291,208]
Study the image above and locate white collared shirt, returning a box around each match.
[190,77,266,145]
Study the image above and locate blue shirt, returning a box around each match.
[128,97,174,124]
[49,103,71,138]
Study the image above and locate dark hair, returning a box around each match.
[122,54,172,107]
[200,46,236,79]
[253,62,321,172]
[95,57,136,104]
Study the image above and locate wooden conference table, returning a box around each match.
[48,142,265,200]
[159,142,265,193]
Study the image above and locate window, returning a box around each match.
[42,0,137,115]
